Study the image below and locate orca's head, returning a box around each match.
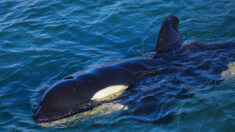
[33,72,128,123]
[33,77,98,123]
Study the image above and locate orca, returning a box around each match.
[33,16,182,123]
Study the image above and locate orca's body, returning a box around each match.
[33,16,182,123]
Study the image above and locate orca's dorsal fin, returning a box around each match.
[155,16,182,53]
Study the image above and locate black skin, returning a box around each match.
[155,16,182,52]
[33,16,181,123]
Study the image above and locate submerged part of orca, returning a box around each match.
[33,16,182,123]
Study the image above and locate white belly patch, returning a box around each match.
[39,102,128,127]
[221,62,235,80]
[91,85,128,101]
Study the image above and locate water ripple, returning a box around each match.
[0,0,234,131]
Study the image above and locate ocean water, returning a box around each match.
[0,0,235,131]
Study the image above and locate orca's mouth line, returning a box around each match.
[38,102,128,127]
[34,101,101,123]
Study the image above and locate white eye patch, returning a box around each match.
[91,85,128,101]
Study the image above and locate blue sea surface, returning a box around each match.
[0,0,235,131]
